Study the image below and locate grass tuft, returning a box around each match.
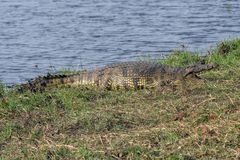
[159,50,202,67]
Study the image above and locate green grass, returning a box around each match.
[0,38,240,159]
[160,50,202,67]
[208,39,240,66]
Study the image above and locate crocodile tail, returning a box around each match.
[183,63,217,77]
[18,74,69,92]
[18,71,95,92]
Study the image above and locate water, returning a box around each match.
[0,0,240,84]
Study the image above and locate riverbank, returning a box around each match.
[0,39,240,159]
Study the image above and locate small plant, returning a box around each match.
[215,38,240,56]
[0,123,14,143]
[122,146,143,159]
[208,38,240,66]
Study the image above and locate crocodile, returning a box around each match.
[18,61,216,92]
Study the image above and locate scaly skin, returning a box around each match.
[19,61,217,92]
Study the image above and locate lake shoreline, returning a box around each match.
[1,38,240,159]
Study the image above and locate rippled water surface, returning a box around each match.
[1,0,240,84]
